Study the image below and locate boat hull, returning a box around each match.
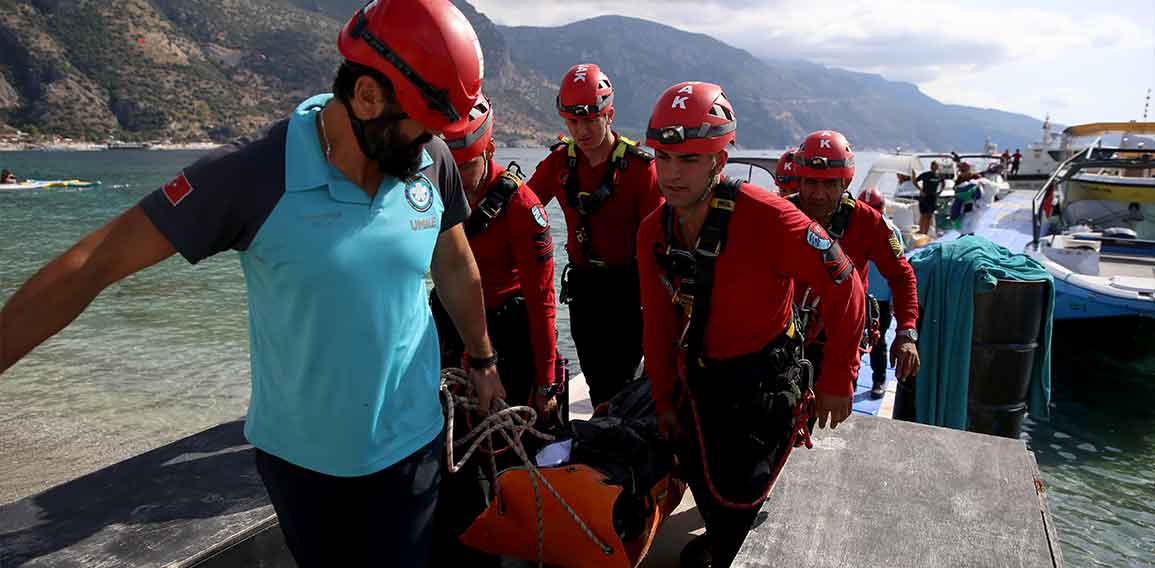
[1026,247,1155,320]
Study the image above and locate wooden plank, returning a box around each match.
[0,420,292,568]
[733,415,1059,568]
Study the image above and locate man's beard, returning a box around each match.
[360,116,433,179]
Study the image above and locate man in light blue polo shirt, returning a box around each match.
[0,2,501,566]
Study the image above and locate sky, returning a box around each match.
[470,0,1155,128]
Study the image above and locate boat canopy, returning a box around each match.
[856,154,925,194]
[1062,122,1155,139]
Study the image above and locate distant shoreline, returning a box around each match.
[0,142,222,152]
[2,140,927,154]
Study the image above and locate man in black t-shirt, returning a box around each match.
[913,161,942,234]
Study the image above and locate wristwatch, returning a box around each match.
[468,351,499,369]
[896,329,919,342]
[536,385,553,398]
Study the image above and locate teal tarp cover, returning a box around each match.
[908,235,1053,429]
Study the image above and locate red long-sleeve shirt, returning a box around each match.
[798,199,919,335]
[527,133,664,267]
[841,201,918,329]
[638,183,866,415]
[469,160,558,386]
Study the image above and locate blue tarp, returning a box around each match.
[908,235,1053,429]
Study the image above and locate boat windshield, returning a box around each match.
[1061,149,1155,240]
[722,157,778,190]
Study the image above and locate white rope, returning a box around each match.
[440,368,615,565]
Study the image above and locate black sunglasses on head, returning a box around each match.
[350,8,460,124]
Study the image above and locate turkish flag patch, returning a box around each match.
[162,172,194,206]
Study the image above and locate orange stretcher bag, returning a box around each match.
[460,379,684,567]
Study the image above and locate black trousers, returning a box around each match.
[430,292,537,407]
[565,264,644,407]
[675,348,801,567]
[869,300,893,385]
[254,433,444,568]
[429,292,552,566]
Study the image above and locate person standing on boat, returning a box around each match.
[913,161,943,234]
[429,94,562,567]
[638,82,865,567]
[527,63,664,407]
[0,2,502,566]
[775,149,799,195]
[956,161,979,184]
[1012,148,1023,175]
[790,130,921,395]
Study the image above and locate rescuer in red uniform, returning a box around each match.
[527,63,664,407]
[775,148,799,195]
[430,94,562,567]
[789,130,921,392]
[637,81,866,567]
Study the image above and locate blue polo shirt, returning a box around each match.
[140,94,469,476]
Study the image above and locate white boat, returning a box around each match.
[1011,119,1155,189]
[1011,114,1062,185]
[1025,126,1155,320]
[931,123,1155,321]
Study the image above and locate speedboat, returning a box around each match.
[1027,128,1155,320]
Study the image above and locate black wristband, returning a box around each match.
[469,351,499,369]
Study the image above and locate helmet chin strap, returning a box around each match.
[693,159,723,204]
[477,154,492,194]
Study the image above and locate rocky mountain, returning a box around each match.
[499,16,1045,151]
[0,0,1044,150]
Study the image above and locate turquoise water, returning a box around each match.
[1,149,1152,565]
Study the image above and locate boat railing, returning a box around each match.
[1031,139,1155,248]
[1031,139,1100,249]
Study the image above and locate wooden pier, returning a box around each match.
[1,411,1060,567]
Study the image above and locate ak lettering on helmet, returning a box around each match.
[645,82,737,155]
[796,130,855,188]
[557,63,614,119]
[775,150,798,193]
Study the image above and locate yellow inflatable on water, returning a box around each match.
[0,179,100,191]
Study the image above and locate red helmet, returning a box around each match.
[796,130,855,184]
[646,82,737,154]
[557,63,614,119]
[858,187,884,210]
[775,149,798,192]
[442,93,493,164]
[338,0,484,132]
